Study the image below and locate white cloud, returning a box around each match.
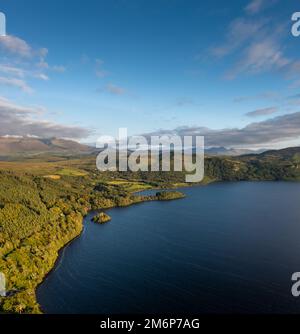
[95,58,109,78]
[245,0,277,15]
[37,60,49,69]
[246,107,278,117]
[234,91,280,103]
[142,112,300,148]
[0,64,25,77]
[39,47,48,58]
[105,83,125,95]
[0,35,47,58]
[0,77,34,94]
[0,96,91,139]
[0,34,67,94]
[0,35,33,57]
[208,1,296,80]
[52,65,66,73]
[245,0,264,14]
[96,69,109,78]
[35,73,49,81]
[0,63,50,91]
[0,96,40,113]
[211,17,266,57]
[226,37,290,79]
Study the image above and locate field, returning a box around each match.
[1,147,300,313]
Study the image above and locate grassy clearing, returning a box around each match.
[106,179,153,192]
[43,175,61,180]
[56,168,88,177]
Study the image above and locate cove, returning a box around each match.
[37,182,300,314]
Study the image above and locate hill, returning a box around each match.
[0,137,93,158]
[0,144,300,313]
[248,146,300,161]
[205,146,266,156]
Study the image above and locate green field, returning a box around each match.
[1,147,300,313]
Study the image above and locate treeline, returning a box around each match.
[0,172,141,313]
[1,147,300,313]
[0,171,186,313]
[0,172,91,313]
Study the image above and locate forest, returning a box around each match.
[0,146,300,313]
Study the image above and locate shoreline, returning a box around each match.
[35,222,86,314]
[4,179,296,313]
[35,188,187,313]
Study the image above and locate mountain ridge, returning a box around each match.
[1,136,300,163]
[0,136,94,156]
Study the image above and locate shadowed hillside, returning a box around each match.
[0,137,94,157]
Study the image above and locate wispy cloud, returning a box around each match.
[52,65,66,73]
[35,73,49,81]
[0,35,33,58]
[245,0,264,14]
[0,35,49,59]
[234,91,279,103]
[175,97,195,107]
[208,0,295,80]
[0,64,49,93]
[287,93,300,100]
[0,35,65,93]
[142,112,300,148]
[0,96,90,139]
[0,77,34,94]
[104,83,125,95]
[226,37,290,79]
[0,64,26,77]
[211,17,266,58]
[246,106,278,117]
[245,0,277,15]
[95,59,109,78]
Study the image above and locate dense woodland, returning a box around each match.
[0,168,186,313]
[0,146,300,313]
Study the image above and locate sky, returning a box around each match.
[1,0,300,149]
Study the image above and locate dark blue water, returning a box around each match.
[37,182,300,314]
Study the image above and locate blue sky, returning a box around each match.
[0,0,300,148]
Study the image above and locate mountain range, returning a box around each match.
[0,136,294,161]
[204,146,266,156]
[0,136,94,157]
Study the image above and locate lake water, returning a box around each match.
[37,182,300,314]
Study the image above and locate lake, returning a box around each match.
[37,182,300,314]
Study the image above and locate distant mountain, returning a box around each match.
[203,146,300,182]
[0,136,94,156]
[254,146,300,160]
[205,146,266,156]
[0,136,296,161]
